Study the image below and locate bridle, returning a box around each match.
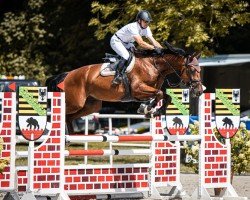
[153,55,202,90]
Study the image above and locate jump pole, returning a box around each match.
[65,134,201,143]
[0,88,247,200]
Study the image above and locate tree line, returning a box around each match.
[0,0,249,83]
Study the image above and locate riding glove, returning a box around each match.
[154,47,163,55]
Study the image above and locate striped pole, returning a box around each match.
[66,149,151,156]
[65,134,201,143]
[16,149,152,157]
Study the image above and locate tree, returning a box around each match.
[0,0,50,82]
[1,0,249,82]
[42,0,111,75]
[89,0,250,55]
[215,23,250,54]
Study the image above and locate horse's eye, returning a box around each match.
[190,67,196,73]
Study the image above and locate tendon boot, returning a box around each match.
[112,57,127,85]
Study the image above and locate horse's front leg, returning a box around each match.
[138,98,157,113]
[152,92,172,117]
[137,98,156,116]
[145,90,163,114]
[135,84,163,116]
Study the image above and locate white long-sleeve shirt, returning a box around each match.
[115,22,152,44]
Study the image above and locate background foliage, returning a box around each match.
[0,0,249,82]
[0,0,49,81]
[89,0,250,55]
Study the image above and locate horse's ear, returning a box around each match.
[164,41,186,56]
[191,52,201,60]
[195,52,202,59]
[189,52,196,61]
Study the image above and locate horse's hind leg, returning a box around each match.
[66,96,102,134]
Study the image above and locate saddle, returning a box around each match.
[100,53,135,77]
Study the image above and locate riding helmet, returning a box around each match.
[136,10,152,22]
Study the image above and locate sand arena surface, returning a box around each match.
[151,173,250,199]
[0,174,248,199]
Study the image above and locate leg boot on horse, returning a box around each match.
[112,57,127,85]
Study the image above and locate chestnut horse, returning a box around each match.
[46,42,203,133]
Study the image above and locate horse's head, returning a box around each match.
[133,42,203,97]
[180,53,203,97]
[162,41,203,97]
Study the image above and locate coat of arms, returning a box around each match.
[165,89,190,135]
[18,87,47,141]
[215,89,240,138]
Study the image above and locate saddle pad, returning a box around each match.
[100,56,135,76]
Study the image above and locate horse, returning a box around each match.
[46,41,203,133]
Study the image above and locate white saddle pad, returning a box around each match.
[100,56,135,76]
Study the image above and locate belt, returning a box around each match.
[115,34,130,44]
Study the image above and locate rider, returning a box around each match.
[110,10,163,85]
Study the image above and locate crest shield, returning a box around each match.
[165,89,190,135]
[215,89,240,138]
[18,87,47,141]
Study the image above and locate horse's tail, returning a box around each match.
[45,72,68,92]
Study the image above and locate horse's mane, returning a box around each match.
[134,41,187,58]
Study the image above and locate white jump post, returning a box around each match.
[0,92,18,199]
[191,92,245,199]
[0,87,247,200]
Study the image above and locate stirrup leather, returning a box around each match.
[112,75,122,85]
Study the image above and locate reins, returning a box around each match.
[152,56,185,87]
[152,55,202,88]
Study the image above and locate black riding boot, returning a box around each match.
[112,58,127,85]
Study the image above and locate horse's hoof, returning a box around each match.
[145,113,156,118]
[145,113,151,118]
[153,111,160,118]
[137,108,142,114]
[145,108,157,118]
[137,104,146,114]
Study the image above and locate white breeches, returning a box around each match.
[110,35,134,60]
